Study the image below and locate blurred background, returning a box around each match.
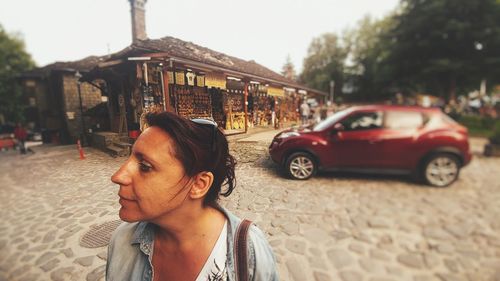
[1,0,499,280]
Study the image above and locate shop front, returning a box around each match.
[82,37,327,146]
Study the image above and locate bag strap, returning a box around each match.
[235,219,252,281]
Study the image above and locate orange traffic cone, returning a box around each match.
[77,139,86,160]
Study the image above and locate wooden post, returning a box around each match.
[160,68,166,112]
[274,96,279,129]
[244,81,248,133]
[162,68,172,112]
[279,97,283,128]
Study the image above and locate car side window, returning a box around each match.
[341,111,383,131]
[385,111,424,129]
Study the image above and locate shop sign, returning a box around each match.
[205,73,226,89]
[167,71,174,84]
[267,86,284,97]
[175,72,185,85]
[197,75,205,87]
[186,72,196,86]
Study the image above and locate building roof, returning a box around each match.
[21,56,105,78]
[106,36,327,96]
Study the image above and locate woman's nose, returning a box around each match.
[111,161,132,186]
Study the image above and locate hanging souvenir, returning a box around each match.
[175,72,185,85]
[268,86,284,97]
[167,71,174,84]
[197,76,205,87]
[186,72,196,86]
[205,73,226,89]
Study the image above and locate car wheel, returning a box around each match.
[422,153,460,187]
[286,152,317,180]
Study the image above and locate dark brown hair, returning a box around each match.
[145,112,236,206]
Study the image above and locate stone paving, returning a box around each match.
[0,135,499,281]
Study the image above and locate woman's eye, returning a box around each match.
[138,161,153,172]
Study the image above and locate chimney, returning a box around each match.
[129,0,147,43]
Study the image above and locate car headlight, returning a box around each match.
[278,132,300,139]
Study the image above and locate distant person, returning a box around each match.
[107,112,278,281]
[14,123,28,154]
[313,108,321,124]
[300,101,310,125]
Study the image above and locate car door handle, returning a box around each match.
[369,139,383,144]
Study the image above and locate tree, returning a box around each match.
[299,33,348,96]
[383,0,500,101]
[0,24,35,123]
[281,55,297,81]
[343,15,396,100]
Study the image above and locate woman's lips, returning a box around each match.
[118,196,135,205]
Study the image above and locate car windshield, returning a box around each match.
[313,109,351,132]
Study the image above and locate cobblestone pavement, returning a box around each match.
[0,136,499,281]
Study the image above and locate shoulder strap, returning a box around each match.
[235,219,252,281]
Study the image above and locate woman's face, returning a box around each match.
[111,126,192,223]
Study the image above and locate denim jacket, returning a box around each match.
[106,206,279,281]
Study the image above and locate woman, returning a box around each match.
[107,112,278,281]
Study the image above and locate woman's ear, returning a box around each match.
[189,171,214,200]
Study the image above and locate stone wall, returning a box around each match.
[62,75,103,140]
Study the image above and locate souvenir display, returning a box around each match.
[173,85,212,119]
[192,87,212,118]
[210,88,225,128]
[225,92,244,112]
[225,112,245,130]
[173,86,194,116]
[142,66,164,109]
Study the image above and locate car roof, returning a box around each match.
[347,105,441,113]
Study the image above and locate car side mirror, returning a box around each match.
[333,123,344,131]
[329,123,344,136]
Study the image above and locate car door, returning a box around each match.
[327,110,385,168]
[376,110,425,169]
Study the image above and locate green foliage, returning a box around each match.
[455,115,500,138]
[383,0,500,99]
[298,0,500,102]
[299,33,348,94]
[0,24,35,123]
[343,15,397,100]
[490,122,500,144]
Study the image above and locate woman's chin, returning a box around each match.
[119,209,140,222]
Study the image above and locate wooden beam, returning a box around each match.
[143,52,169,58]
[98,59,124,68]
[244,81,248,133]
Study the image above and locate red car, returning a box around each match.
[269,105,472,187]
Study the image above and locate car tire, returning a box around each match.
[285,152,317,180]
[421,153,460,187]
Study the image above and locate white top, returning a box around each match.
[300,103,310,116]
[195,220,228,281]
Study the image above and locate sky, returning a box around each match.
[0,0,399,73]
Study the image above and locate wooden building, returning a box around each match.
[19,56,105,144]
[82,36,326,140]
